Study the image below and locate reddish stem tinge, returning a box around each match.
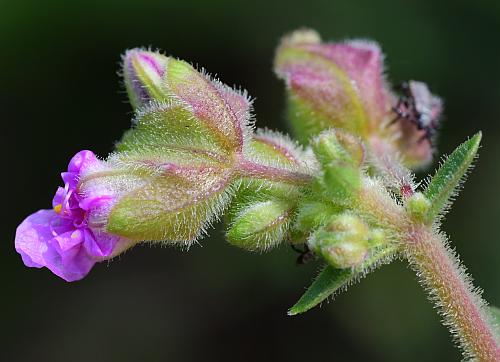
[405,226,500,361]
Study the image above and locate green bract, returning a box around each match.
[101,52,314,246]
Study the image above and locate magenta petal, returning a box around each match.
[83,229,118,258]
[54,229,85,252]
[45,236,95,281]
[68,150,98,174]
[15,209,57,268]
[61,171,78,190]
[16,149,132,281]
[123,49,168,108]
[15,209,96,282]
[79,194,113,211]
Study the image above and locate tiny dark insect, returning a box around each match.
[290,243,316,265]
[392,80,443,143]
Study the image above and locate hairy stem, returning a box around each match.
[405,226,500,361]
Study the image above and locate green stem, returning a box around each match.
[405,226,500,361]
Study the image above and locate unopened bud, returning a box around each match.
[226,199,294,251]
[123,49,168,109]
[312,129,365,167]
[112,55,256,243]
[406,192,431,222]
[309,214,369,268]
[275,31,389,143]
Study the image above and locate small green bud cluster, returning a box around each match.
[308,214,369,269]
[294,129,394,270]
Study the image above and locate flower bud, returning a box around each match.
[110,57,256,243]
[224,129,314,251]
[123,49,168,109]
[226,199,294,251]
[312,129,365,168]
[123,51,253,152]
[275,29,390,143]
[275,29,441,170]
[406,192,431,222]
[308,214,369,268]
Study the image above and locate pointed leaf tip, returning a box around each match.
[424,132,482,223]
[288,266,352,316]
[288,245,398,315]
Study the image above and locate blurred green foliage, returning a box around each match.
[1,0,499,361]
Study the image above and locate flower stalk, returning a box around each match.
[405,225,500,361]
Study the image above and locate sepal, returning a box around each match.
[107,169,234,243]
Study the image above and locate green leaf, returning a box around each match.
[288,245,397,315]
[424,132,482,223]
[289,266,351,316]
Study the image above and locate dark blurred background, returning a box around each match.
[1,0,499,361]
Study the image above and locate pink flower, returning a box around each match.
[15,151,132,281]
